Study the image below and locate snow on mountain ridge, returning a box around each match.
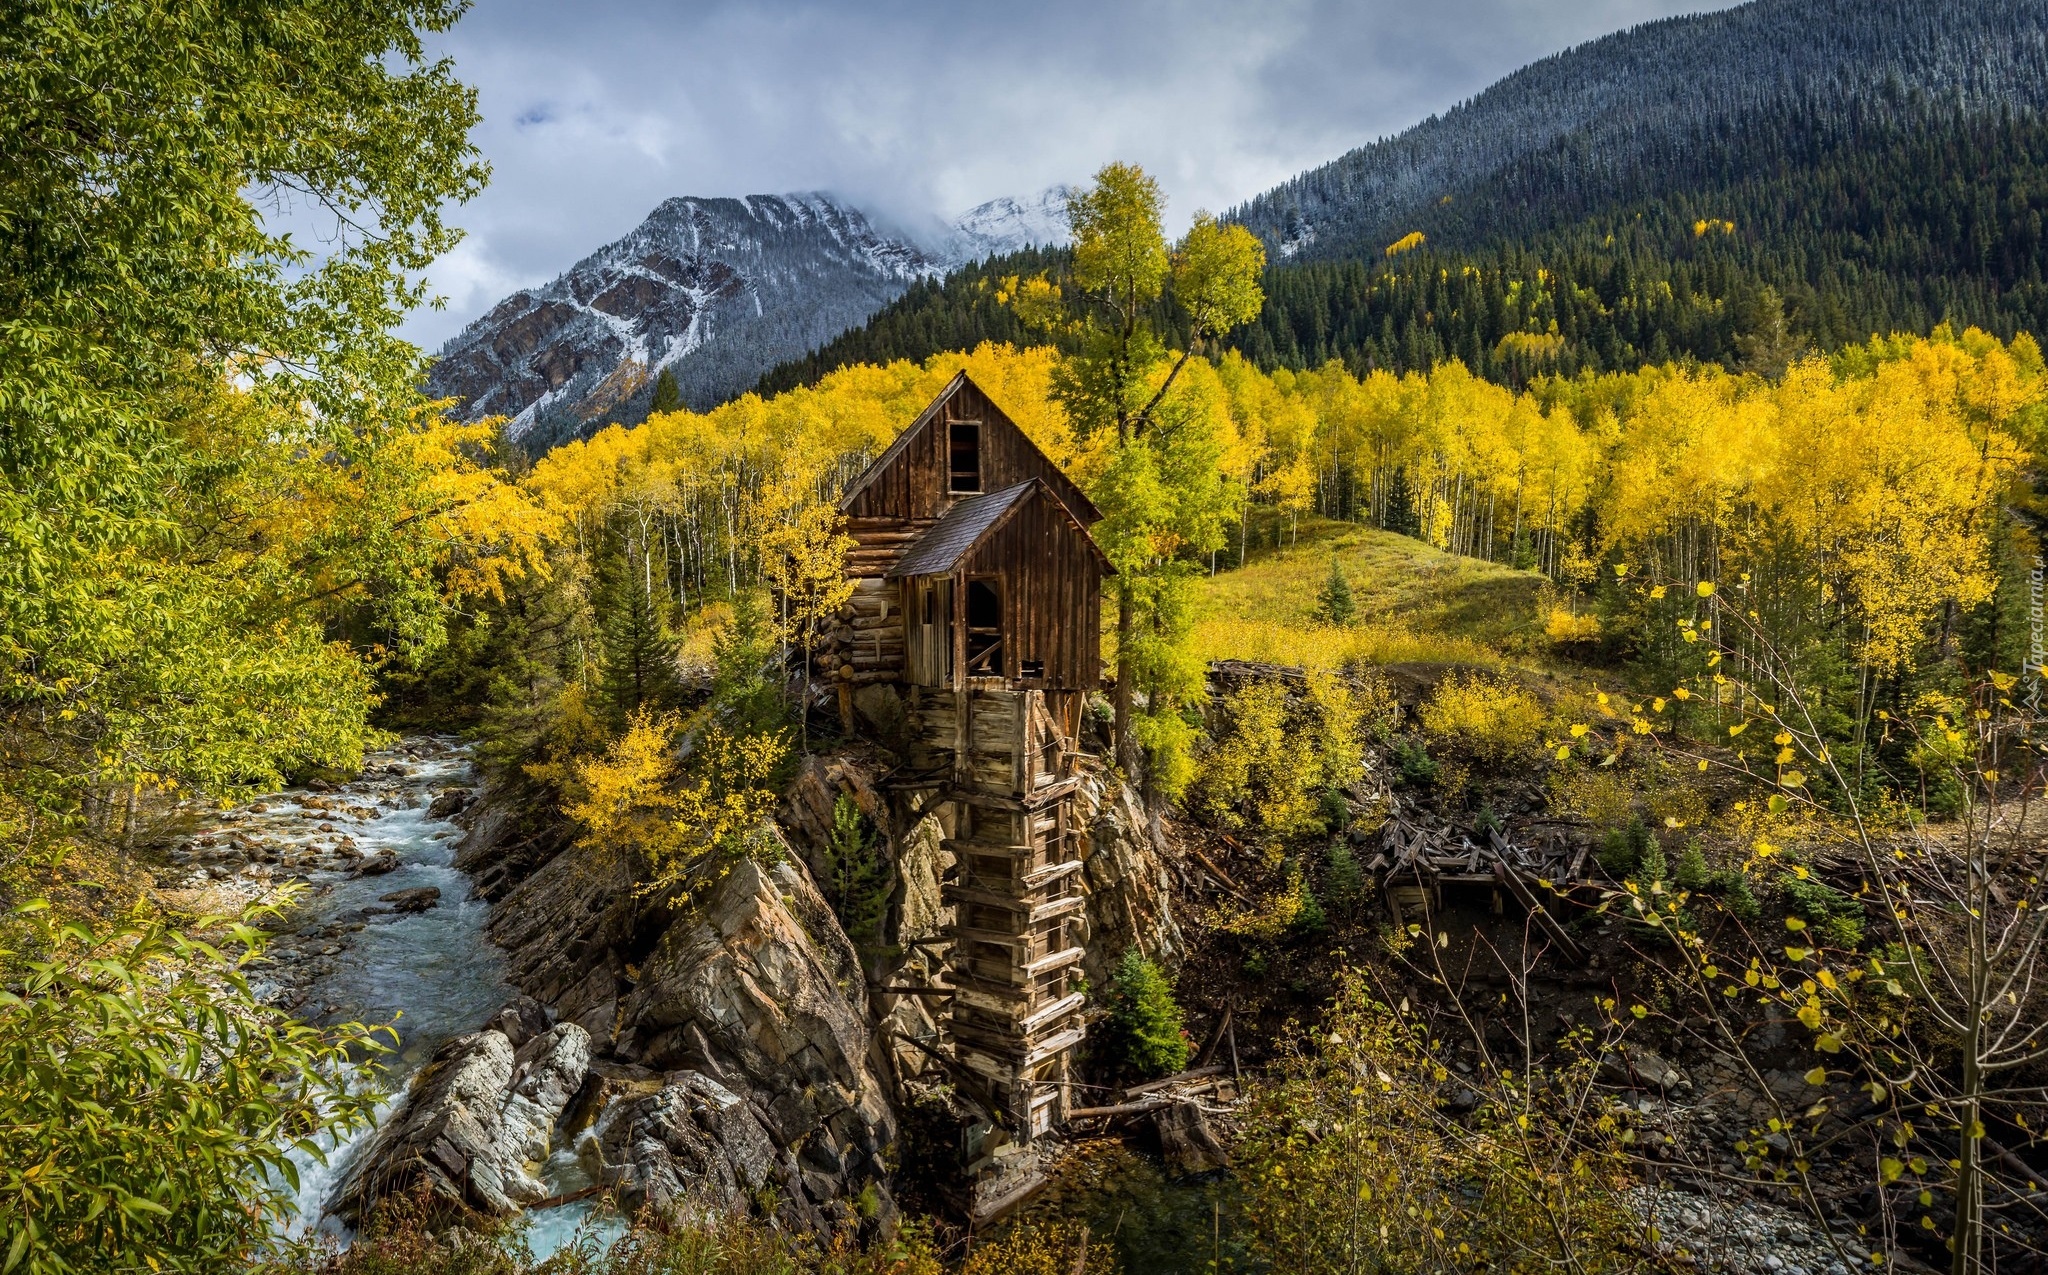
[940,184,1076,263]
[427,191,943,446]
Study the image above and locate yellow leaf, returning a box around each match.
[1796,1003,1822,1029]
[1804,1066,1828,1085]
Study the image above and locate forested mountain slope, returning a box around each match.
[758,0,2048,392]
[1230,0,2048,263]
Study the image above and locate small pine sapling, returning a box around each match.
[1672,839,1711,891]
[1314,554,1357,626]
[823,793,892,960]
[1324,840,1364,920]
[1107,948,1191,1078]
[1596,825,1637,878]
[1318,785,1353,833]
[1279,858,1328,939]
[1635,833,1669,885]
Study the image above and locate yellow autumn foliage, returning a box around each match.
[1419,672,1548,763]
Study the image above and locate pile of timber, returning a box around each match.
[1370,816,1589,961]
[1069,1065,1237,1176]
[1368,817,1587,887]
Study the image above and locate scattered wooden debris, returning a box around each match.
[1369,814,1591,953]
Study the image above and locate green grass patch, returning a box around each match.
[1194,518,1552,671]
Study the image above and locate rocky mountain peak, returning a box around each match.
[940,184,1077,264]
[426,191,941,448]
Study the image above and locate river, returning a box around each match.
[179,736,612,1259]
[195,736,1208,1269]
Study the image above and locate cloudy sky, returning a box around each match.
[402,0,1740,349]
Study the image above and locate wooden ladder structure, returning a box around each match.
[919,685,1089,1141]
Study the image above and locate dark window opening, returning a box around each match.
[965,578,1001,675]
[1019,658,1044,679]
[921,586,935,625]
[949,422,981,493]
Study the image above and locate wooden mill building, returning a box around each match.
[831,372,1108,1141]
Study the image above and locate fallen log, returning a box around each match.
[1067,1096,1175,1120]
[1187,844,1250,900]
[1122,1063,1227,1099]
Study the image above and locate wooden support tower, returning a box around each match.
[926,687,1088,1138]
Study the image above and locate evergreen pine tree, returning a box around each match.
[1107,948,1190,1078]
[1314,554,1356,625]
[595,531,680,724]
[1383,466,1420,538]
[650,366,681,415]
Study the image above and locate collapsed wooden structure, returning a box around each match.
[1371,815,1588,961]
[826,373,1110,1142]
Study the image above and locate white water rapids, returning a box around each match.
[181,737,619,1259]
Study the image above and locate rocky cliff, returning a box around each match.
[340,731,1187,1236]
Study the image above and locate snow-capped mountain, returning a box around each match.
[938,185,1075,264]
[427,193,939,445]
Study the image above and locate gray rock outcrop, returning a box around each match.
[459,782,899,1234]
[1079,774,1183,984]
[328,1016,592,1222]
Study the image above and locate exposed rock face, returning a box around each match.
[457,775,899,1233]
[609,854,895,1230]
[1078,774,1183,985]
[329,1017,592,1222]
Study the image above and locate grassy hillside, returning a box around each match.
[1191,518,1554,672]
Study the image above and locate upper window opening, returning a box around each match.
[949,422,981,493]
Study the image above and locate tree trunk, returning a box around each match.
[1114,589,1136,773]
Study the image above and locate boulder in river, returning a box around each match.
[354,850,401,877]
[427,788,474,820]
[328,1014,592,1223]
[1598,1043,1694,1096]
[378,886,442,914]
[593,1071,783,1222]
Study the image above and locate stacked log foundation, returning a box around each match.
[922,686,1089,1140]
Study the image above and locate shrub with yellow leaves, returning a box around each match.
[1418,672,1547,763]
[1234,971,1640,1275]
[1194,670,1366,846]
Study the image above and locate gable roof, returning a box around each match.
[887,478,1113,578]
[839,371,966,514]
[837,371,1101,524]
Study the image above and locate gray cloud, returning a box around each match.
[402,0,1739,349]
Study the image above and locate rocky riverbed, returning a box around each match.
[160,737,524,1241]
